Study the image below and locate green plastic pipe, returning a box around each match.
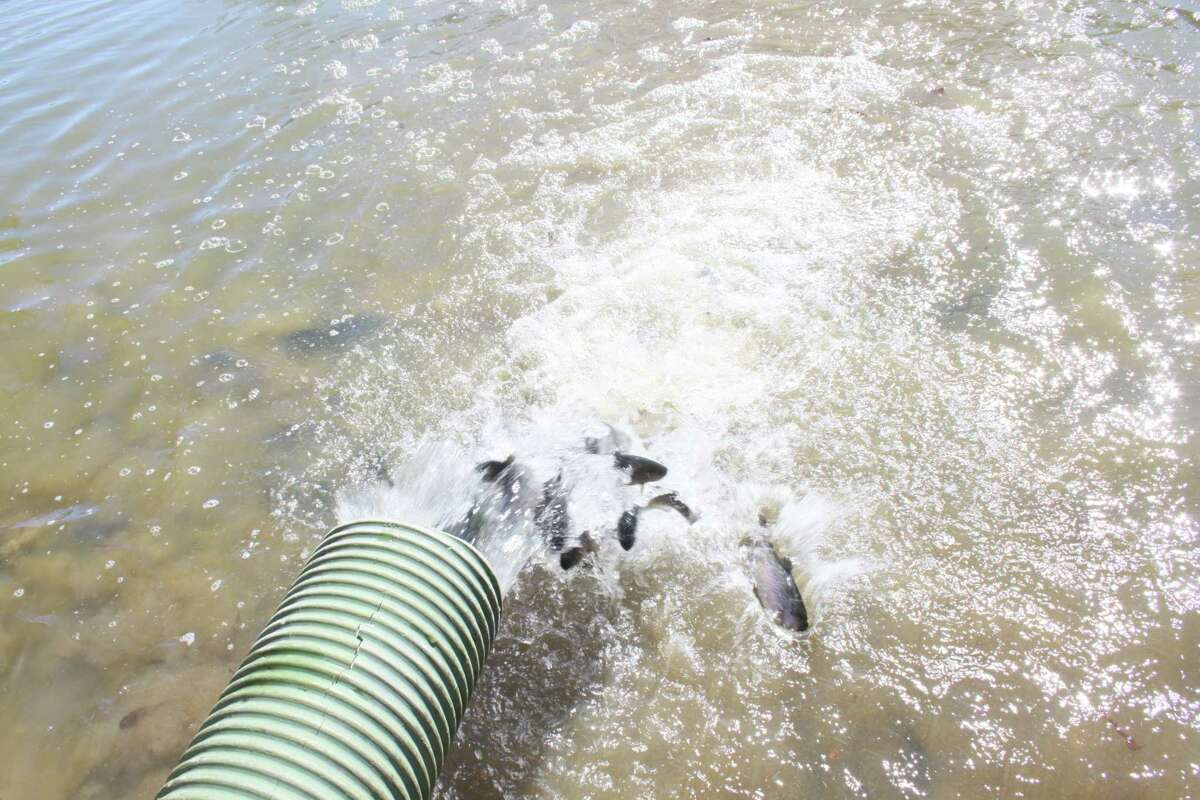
[157,520,502,800]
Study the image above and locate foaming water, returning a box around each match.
[335,421,853,607]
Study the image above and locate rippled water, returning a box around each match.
[2,0,1198,797]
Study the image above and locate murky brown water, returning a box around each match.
[1,0,1197,797]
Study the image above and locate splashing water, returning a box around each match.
[335,420,856,608]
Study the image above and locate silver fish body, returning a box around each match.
[747,539,809,632]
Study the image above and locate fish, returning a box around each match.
[481,455,541,507]
[584,422,631,455]
[646,492,698,524]
[746,538,809,632]
[281,313,384,355]
[535,472,570,551]
[119,707,147,730]
[444,455,540,544]
[559,530,597,570]
[476,454,515,482]
[613,452,668,486]
[617,507,639,550]
[613,491,698,551]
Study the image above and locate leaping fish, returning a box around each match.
[613,452,668,486]
[614,492,699,551]
[744,536,809,632]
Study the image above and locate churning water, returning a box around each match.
[1,0,1197,797]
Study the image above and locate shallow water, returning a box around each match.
[1,0,1198,797]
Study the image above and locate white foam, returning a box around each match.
[330,53,947,613]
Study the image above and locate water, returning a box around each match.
[1,0,1197,796]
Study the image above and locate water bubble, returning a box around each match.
[202,498,220,509]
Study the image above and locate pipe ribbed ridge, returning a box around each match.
[158,520,502,800]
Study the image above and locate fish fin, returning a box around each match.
[476,454,514,482]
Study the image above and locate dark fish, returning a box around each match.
[195,350,240,371]
[445,455,540,544]
[119,707,147,730]
[281,314,385,355]
[535,473,570,551]
[476,454,515,482]
[613,452,668,486]
[559,531,597,570]
[646,492,698,524]
[747,539,809,632]
[617,507,639,550]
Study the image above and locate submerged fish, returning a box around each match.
[646,492,699,523]
[613,452,668,486]
[281,313,384,355]
[746,538,809,632]
[559,530,597,570]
